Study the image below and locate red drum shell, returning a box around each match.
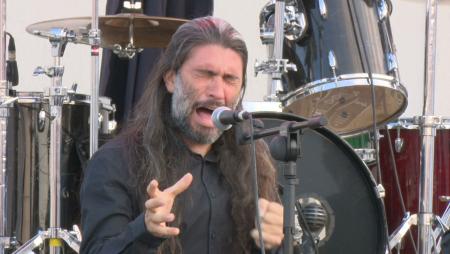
[379,121,450,252]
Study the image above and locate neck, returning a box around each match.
[183,138,212,157]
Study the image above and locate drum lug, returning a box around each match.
[387,52,398,72]
[317,0,328,19]
[38,109,46,132]
[439,196,450,202]
[377,0,389,21]
[394,137,404,153]
[328,50,339,84]
[375,184,386,199]
[394,126,403,153]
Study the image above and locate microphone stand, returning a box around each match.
[239,116,326,254]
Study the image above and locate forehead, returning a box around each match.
[181,44,244,76]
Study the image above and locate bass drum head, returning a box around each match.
[253,112,387,253]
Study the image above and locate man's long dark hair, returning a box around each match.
[121,17,279,253]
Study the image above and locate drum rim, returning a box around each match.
[251,111,375,178]
[251,111,389,252]
[387,116,450,130]
[281,73,407,104]
[280,73,408,135]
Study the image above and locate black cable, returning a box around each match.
[348,0,391,252]
[295,201,319,254]
[249,115,266,254]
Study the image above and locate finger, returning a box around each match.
[250,228,283,249]
[147,180,161,198]
[149,212,176,224]
[144,198,165,211]
[265,201,283,215]
[261,210,283,226]
[258,198,270,217]
[166,173,193,196]
[260,222,283,236]
[250,229,276,250]
[250,229,262,248]
[148,222,180,238]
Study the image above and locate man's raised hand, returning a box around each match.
[144,173,193,238]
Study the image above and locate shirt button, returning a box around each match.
[211,192,216,199]
[211,232,216,240]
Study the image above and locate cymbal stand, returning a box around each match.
[12,29,80,254]
[89,0,100,156]
[388,1,445,253]
[0,0,14,253]
[255,0,300,101]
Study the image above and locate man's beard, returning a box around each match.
[170,74,231,145]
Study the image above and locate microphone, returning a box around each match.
[6,33,18,86]
[211,106,251,131]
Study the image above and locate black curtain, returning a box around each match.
[100,0,214,126]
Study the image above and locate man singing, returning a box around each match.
[80,16,283,253]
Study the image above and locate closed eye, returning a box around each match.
[223,74,241,86]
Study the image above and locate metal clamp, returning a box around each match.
[112,43,143,59]
[88,28,101,46]
[255,58,297,76]
[0,236,17,250]
[33,66,65,78]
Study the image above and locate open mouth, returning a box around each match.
[194,106,216,127]
[196,106,214,118]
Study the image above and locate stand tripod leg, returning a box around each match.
[58,229,80,253]
[11,228,80,254]
[12,231,48,254]
[389,213,417,250]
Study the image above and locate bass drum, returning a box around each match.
[253,112,388,253]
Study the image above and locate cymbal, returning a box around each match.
[26,13,187,49]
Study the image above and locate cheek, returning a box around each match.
[226,87,242,106]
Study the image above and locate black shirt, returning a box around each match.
[79,138,236,253]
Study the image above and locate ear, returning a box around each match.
[163,70,176,93]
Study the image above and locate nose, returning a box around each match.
[206,76,226,102]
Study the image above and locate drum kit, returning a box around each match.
[0,0,447,253]
[254,0,449,253]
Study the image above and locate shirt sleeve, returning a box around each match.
[79,146,164,254]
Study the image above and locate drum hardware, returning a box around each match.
[249,112,389,253]
[123,0,142,11]
[394,127,403,153]
[257,0,302,102]
[11,29,80,254]
[376,184,386,199]
[440,197,450,203]
[0,1,13,253]
[317,0,327,19]
[433,203,450,253]
[89,0,101,156]
[259,0,307,43]
[377,0,390,21]
[238,115,326,254]
[26,14,187,59]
